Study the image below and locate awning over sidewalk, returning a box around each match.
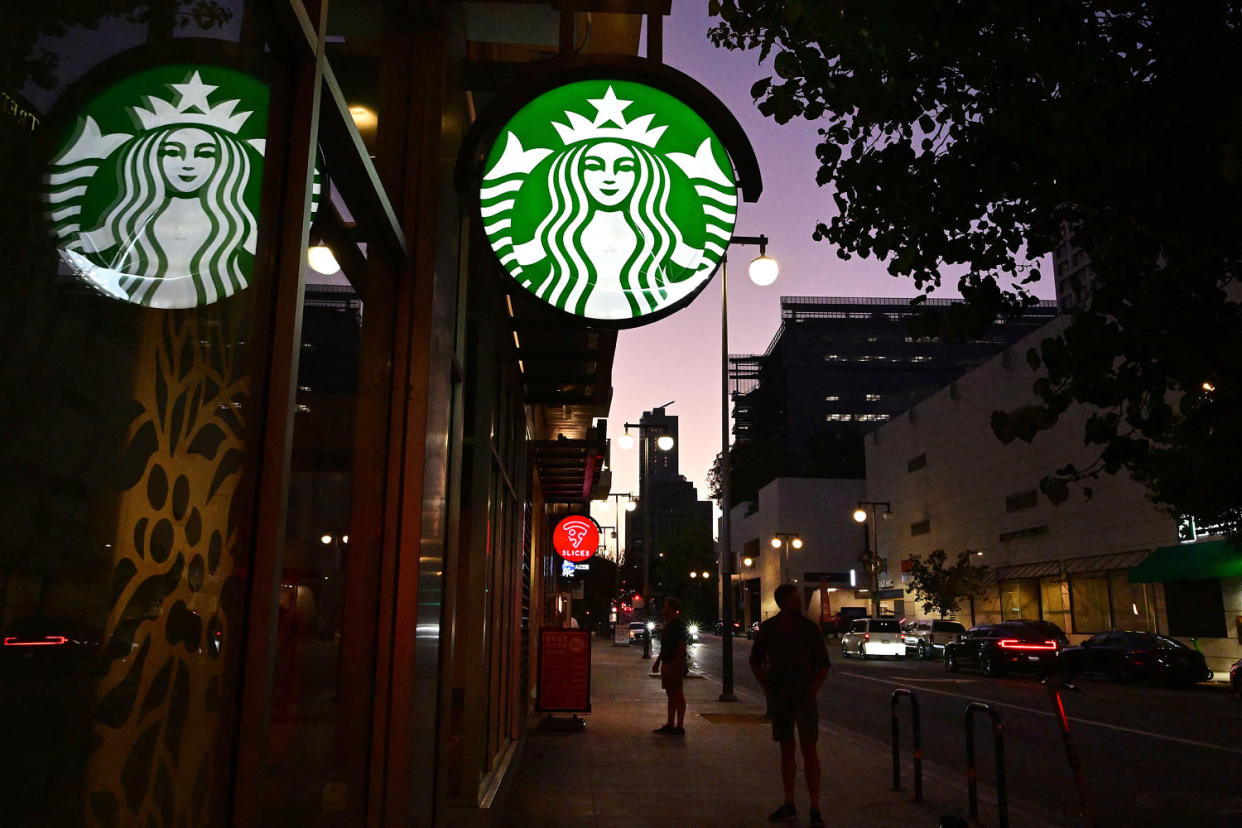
[1128,540,1242,582]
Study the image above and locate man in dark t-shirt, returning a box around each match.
[750,585,831,825]
[651,597,688,735]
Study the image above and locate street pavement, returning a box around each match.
[693,634,1242,828]
[494,635,1044,828]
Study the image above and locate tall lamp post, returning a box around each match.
[852,501,892,617]
[616,425,675,659]
[719,234,779,702]
[769,531,803,586]
[595,492,636,636]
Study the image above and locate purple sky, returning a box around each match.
[593,5,1055,541]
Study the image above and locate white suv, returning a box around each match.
[840,618,905,659]
[902,619,967,659]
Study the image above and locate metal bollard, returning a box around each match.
[964,702,1007,828]
[889,689,924,802]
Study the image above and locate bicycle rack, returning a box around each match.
[889,689,923,802]
[964,702,1008,828]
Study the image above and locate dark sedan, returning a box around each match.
[944,620,1069,678]
[1059,631,1210,685]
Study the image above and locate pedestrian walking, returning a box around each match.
[651,597,687,735]
[749,584,831,826]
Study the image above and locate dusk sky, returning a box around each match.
[593,4,1056,544]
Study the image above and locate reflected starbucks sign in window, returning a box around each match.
[480,80,738,325]
[44,65,269,308]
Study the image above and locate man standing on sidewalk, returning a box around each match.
[750,584,831,826]
[651,597,687,735]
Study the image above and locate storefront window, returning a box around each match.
[1108,571,1151,632]
[2,10,266,825]
[999,579,1039,620]
[1040,577,1070,631]
[1070,575,1110,633]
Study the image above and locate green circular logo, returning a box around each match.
[44,64,270,308]
[481,80,738,324]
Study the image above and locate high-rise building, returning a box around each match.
[730,296,1059,481]
[1052,223,1096,313]
[625,406,714,597]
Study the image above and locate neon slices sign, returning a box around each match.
[553,515,601,563]
[478,80,738,326]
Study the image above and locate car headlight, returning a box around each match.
[646,621,655,631]
[688,624,699,637]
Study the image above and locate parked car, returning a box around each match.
[746,620,760,639]
[628,621,648,642]
[902,619,967,659]
[1057,631,1211,685]
[944,620,1069,677]
[1231,658,1241,698]
[712,619,743,635]
[840,617,905,659]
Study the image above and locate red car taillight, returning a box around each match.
[864,633,871,641]
[997,638,1058,651]
[3,635,68,647]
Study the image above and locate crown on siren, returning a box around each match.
[132,71,253,133]
[551,85,668,148]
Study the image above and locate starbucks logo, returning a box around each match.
[480,80,738,324]
[44,65,271,308]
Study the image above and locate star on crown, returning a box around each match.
[551,86,668,148]
[132,71,253,133]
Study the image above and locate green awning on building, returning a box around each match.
[1128,540,1242,583]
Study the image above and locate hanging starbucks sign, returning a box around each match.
[473,68,757,328]
[44,63,270,308]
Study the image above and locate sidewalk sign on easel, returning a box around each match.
[536,627,591,731]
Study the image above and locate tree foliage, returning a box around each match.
[905,549,989,619]
[709,1,1242,531]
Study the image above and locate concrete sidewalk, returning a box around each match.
[494,637,1053,828]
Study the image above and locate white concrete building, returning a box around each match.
[863,317,1242,677]
[725,477,868,626]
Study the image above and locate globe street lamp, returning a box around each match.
[770,531,803,586]
[719,234,779,702]
[852,501,891,617]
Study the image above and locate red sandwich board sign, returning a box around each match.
[536,628,592,713]
[553,514,600,563]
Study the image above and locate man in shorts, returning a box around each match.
[651,597,687,735]
[749,584,831,825]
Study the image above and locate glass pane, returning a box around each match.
[1070,576,1110,633]
[2,8,263,823]
[1108,571,1150,632]
[1040,577,1070,630]
[262,275,366,821]
[999,579,1039,620]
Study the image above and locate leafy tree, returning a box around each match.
[709,1,1242,531]
[905,549,990,619]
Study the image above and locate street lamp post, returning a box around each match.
[852,501,892,617]
[596,492,636,639]
[769,531,803,587]
[616,424,675,660]
[719,234,778,702]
